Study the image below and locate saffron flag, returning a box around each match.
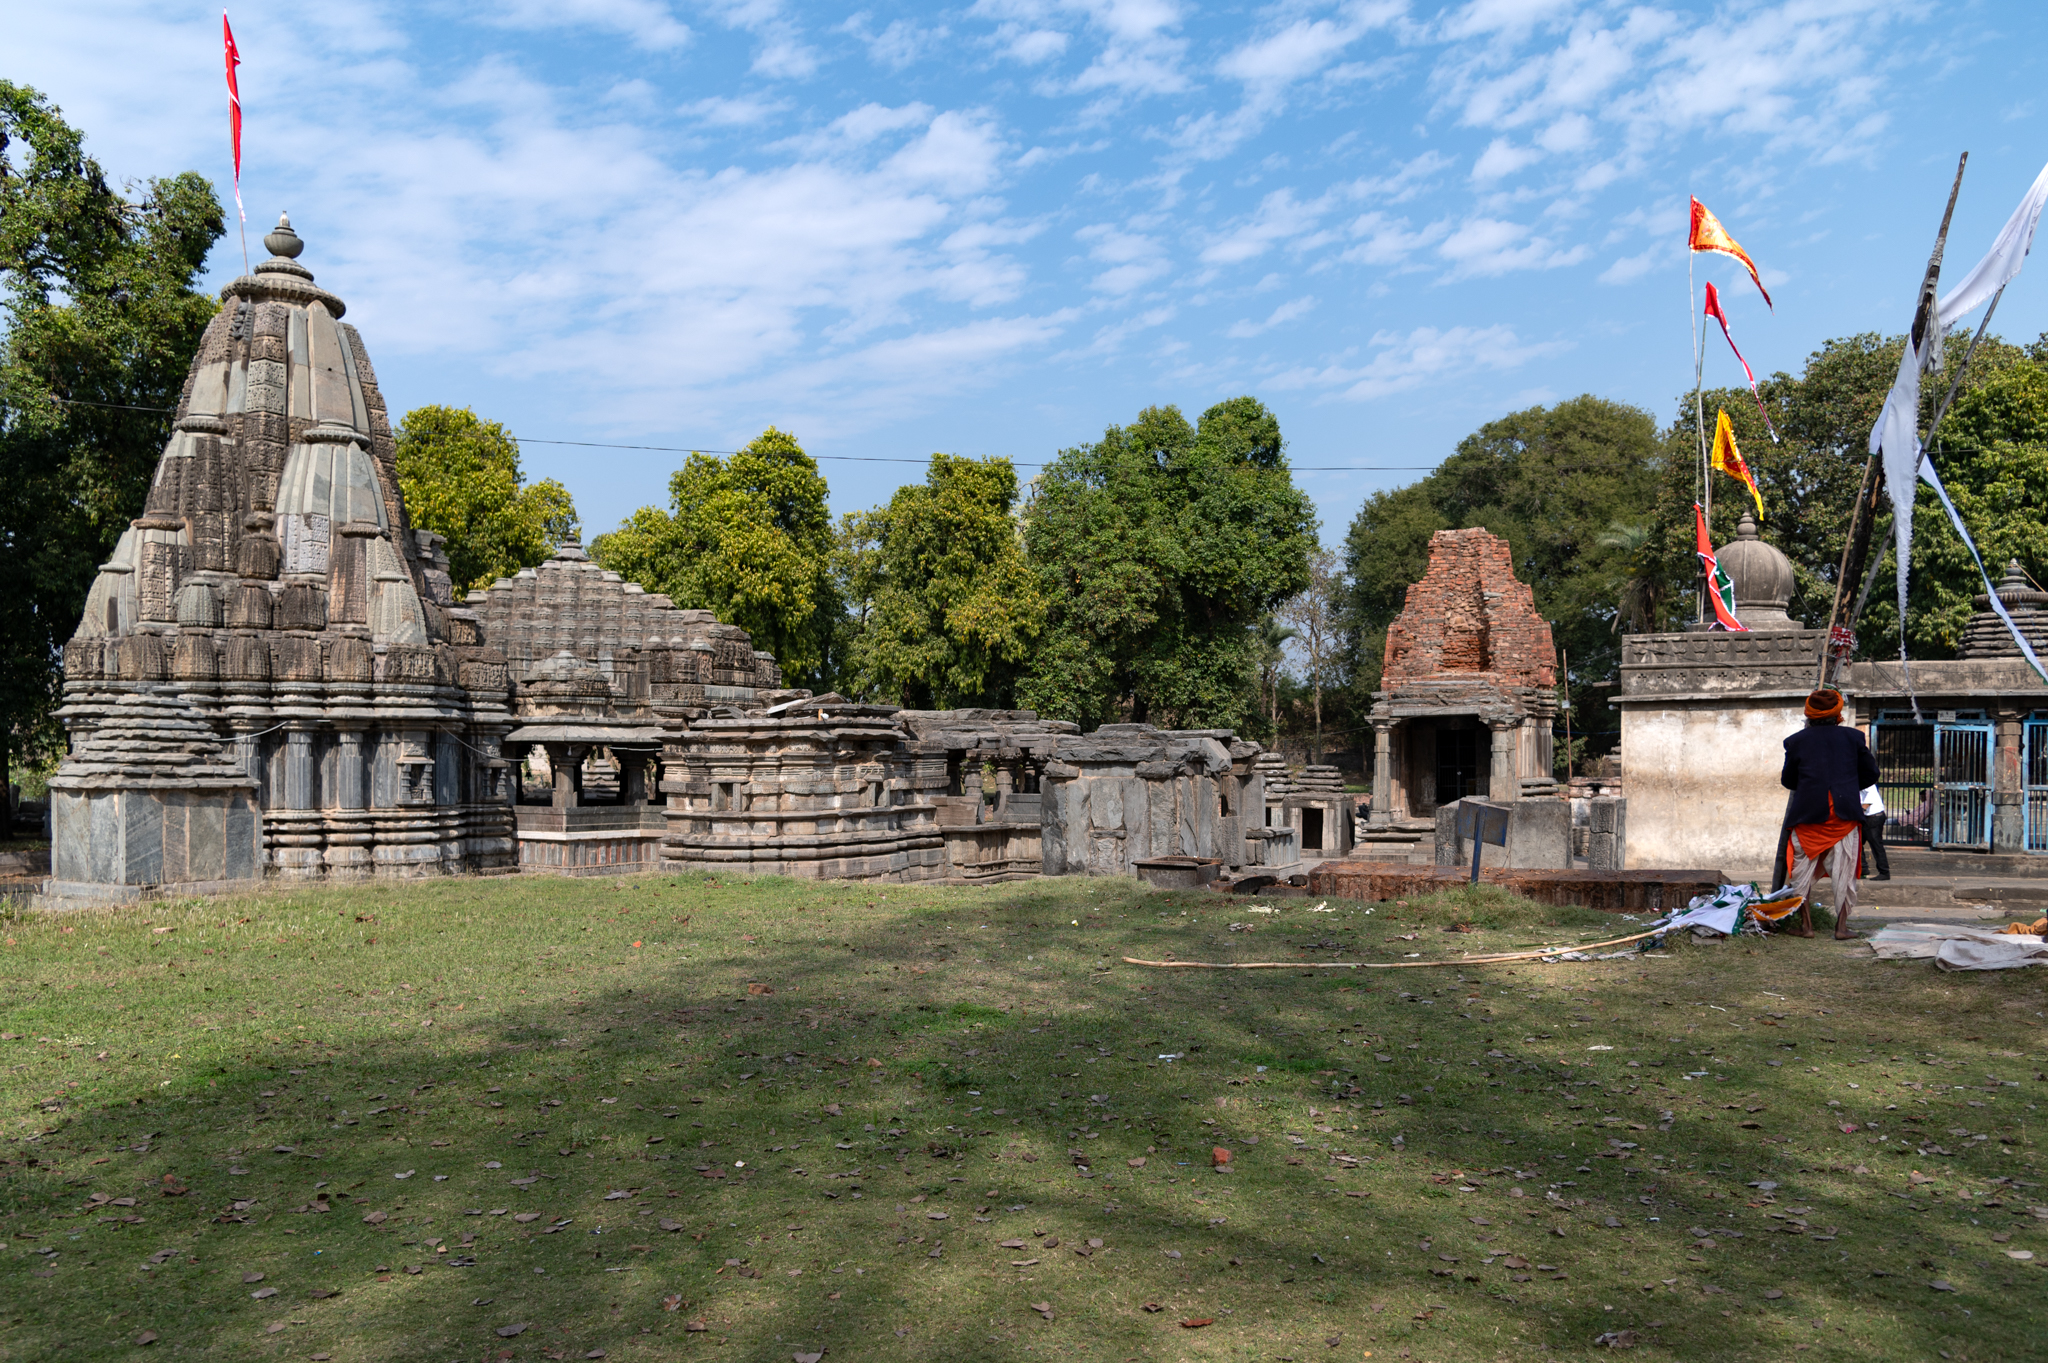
[1695,503,1747,632]
[1710,408,1765,520]
[1690,197,1770,308]
[1703,281,1779,442]
[223,12,244,223]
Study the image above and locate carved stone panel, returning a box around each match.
[280,512,332,575]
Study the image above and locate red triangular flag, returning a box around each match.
[1696,504,1747,632]
[223,12,244,224]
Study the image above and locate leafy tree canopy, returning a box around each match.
[393,404,577,595]
[839,453,1043,709]
[1020,396,1316,729]
[0,81,222,786]
[592,426,838,685]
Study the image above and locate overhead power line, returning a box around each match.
[41,395,1438,471]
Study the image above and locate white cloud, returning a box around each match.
[1436,216,1587,278]
[1273,324,1567,400]
[681,94,789,126]
[841,12,949,69]
[1226,294,1315,337]
[1597,246,1660,285]
[490,0,692,50]
[1470,136,1539,182]
[1202,188,1325,264]
[1341,211,1450,266]
[1075,222,1169,293]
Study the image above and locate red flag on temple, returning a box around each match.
[223,12,244,223]
[1695,503,1747,632]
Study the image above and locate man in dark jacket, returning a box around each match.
[1781,687,1881,939]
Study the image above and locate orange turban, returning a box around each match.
[1804,688,1844,723]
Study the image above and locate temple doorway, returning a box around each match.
[1435,727,1483,804]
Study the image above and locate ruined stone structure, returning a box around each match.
[1251,753,1352,862]
[893,710,1071,881]
[1363,528,1559,864]
[1041,726,1268,877]
[42,218,1309,899]
[467,541,790,874]
[49,217,516,899]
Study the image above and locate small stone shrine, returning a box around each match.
[1616,513,1826,873]
[1251,752,1352,862]
[48,216,517,899]
[1620,518,2047,873]
[468,540,789,874]
[1362,528,1561,865]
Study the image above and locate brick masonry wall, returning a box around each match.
[1383,528,1555,689]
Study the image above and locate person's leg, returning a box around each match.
[1865,813,1890,878]
[1784,835,1824,938]
[1827,830,1862,938]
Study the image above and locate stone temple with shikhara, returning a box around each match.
[44,216,1335,901]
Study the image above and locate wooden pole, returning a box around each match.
[1818,152,1968,687]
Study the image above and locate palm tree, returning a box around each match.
[1255,614,1298,742]
[1596,520,1661,634]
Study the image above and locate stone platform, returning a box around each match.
[1306,860,1729,912]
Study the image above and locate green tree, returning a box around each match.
[0,82,223,799]
[393,405,577,595]
[592,426,839,684]
[1020,396,1317,730]
[840,453,1043,709]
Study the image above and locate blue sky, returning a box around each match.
[12,0,2048,544]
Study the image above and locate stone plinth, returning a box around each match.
[515,805,666,875]
[1307,861,1728,912]
[1432,796,1570,870]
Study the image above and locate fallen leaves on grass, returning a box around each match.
[1180,1318,1213,1329]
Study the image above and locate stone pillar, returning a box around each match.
[334,729,367,811]
[284,728,316,809]
[546,742,588,808]
[1488,720,1518,802]
[618,750,651,806]
[1370,722,1394,826]
[326,727,374,880]
[272,725,326,879]
[1993,708,2025,855]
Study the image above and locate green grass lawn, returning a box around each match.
[2,871,2044,1362]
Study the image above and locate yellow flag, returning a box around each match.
[1710,409,1764,519]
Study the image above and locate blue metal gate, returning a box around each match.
[2027,717,2048,854]
[1933,716,1993,850]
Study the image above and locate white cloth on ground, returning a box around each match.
[1866,922,2048,970]
[1650,884,1759,938]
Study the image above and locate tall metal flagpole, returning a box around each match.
[1816,152,1968,687]
[1689,209,1707,626]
